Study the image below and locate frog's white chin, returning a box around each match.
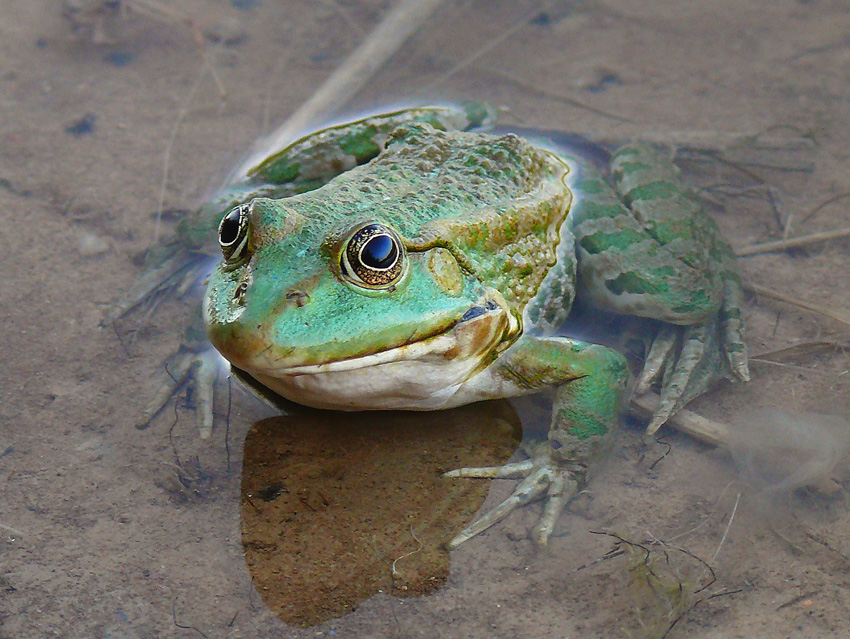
[241,307,520,411]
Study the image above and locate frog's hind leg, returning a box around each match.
[571,144,749,432]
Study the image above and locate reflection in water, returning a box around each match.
[240,401,522,626]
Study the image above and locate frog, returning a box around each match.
[120,103,749,547]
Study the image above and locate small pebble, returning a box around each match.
[66,113,96,136]
[105,51,133,66]
[77,232,110,256]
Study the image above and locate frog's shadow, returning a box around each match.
[238,393,523,626]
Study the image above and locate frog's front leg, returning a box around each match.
[446,335,628,547]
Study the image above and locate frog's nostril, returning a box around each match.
[285,289,309,308]
[234,281,248,304]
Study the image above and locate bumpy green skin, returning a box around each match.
[175,104,497,250]
[196,105,748,495]
[206,126,570,362]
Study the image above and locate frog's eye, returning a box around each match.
[341,223,406,289]
[218,204,250,263]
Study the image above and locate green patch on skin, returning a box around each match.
[339,125,381,164]
[562,418,609,440]
[255,159,301,185]
[579,227,646,254]
[605,270,665,296]
[293,177,328,194]
[421,114,449,130]
[612,160,654,177]
[670,288,712,315]
[614,146,641,158]
[573,177,609,195]
[625,180,678,202]
[463,101,493,127]
[644,217,694,247]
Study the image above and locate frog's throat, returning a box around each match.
[234,300,520,411]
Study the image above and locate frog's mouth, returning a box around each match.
[279,299,511,374]
[230,296,519,411]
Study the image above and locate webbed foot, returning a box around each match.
[635,298,749,435]
[136,347,223,439]
[444,442,581,548]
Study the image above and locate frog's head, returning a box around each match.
[203,125,570,408]
[203,194,517,403]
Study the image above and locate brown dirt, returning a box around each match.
[2,1,850,638]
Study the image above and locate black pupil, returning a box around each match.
[220,209,242,245]
[361,235,397,269]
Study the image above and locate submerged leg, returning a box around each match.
[135,311,224,439]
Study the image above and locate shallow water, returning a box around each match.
[2,1,850,637]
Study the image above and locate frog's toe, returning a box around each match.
[720,279,750,383]
[646,324,709,433]
[634,327,677,395]
[136,348,223,439]
[640,319,742,435]
[444,443,579,548]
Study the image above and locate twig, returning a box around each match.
[799,191,850,224]
[710,492,740,564]
[172,598,209,638]
[736,227,850,256]
[475,64,634,123]
[391,527,424,578]
[420,0,559,93]
[752,341,848,359]
[236,0,448,176]
[317,0,366,37]
[154,61,209,242]
[744,281,850,327]
[668,481,742,542]
[0,523,24,537]
[749,358,836,376]
[630,393,731,448]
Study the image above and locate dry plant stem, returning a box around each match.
[236,0,448,176]
[153,61,208,242]
[630,393,731,448]
[420,0,559,94]
[127,0,227,98]
[634,393,842,495]
[710,492,740,563]
[0,523,25,537]
[317,0,366,37]
[736,227,850,256]
[475,64,634,123]
[744,281,850,327]
[800,191,850,224]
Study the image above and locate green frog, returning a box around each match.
[123,104,749,546]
